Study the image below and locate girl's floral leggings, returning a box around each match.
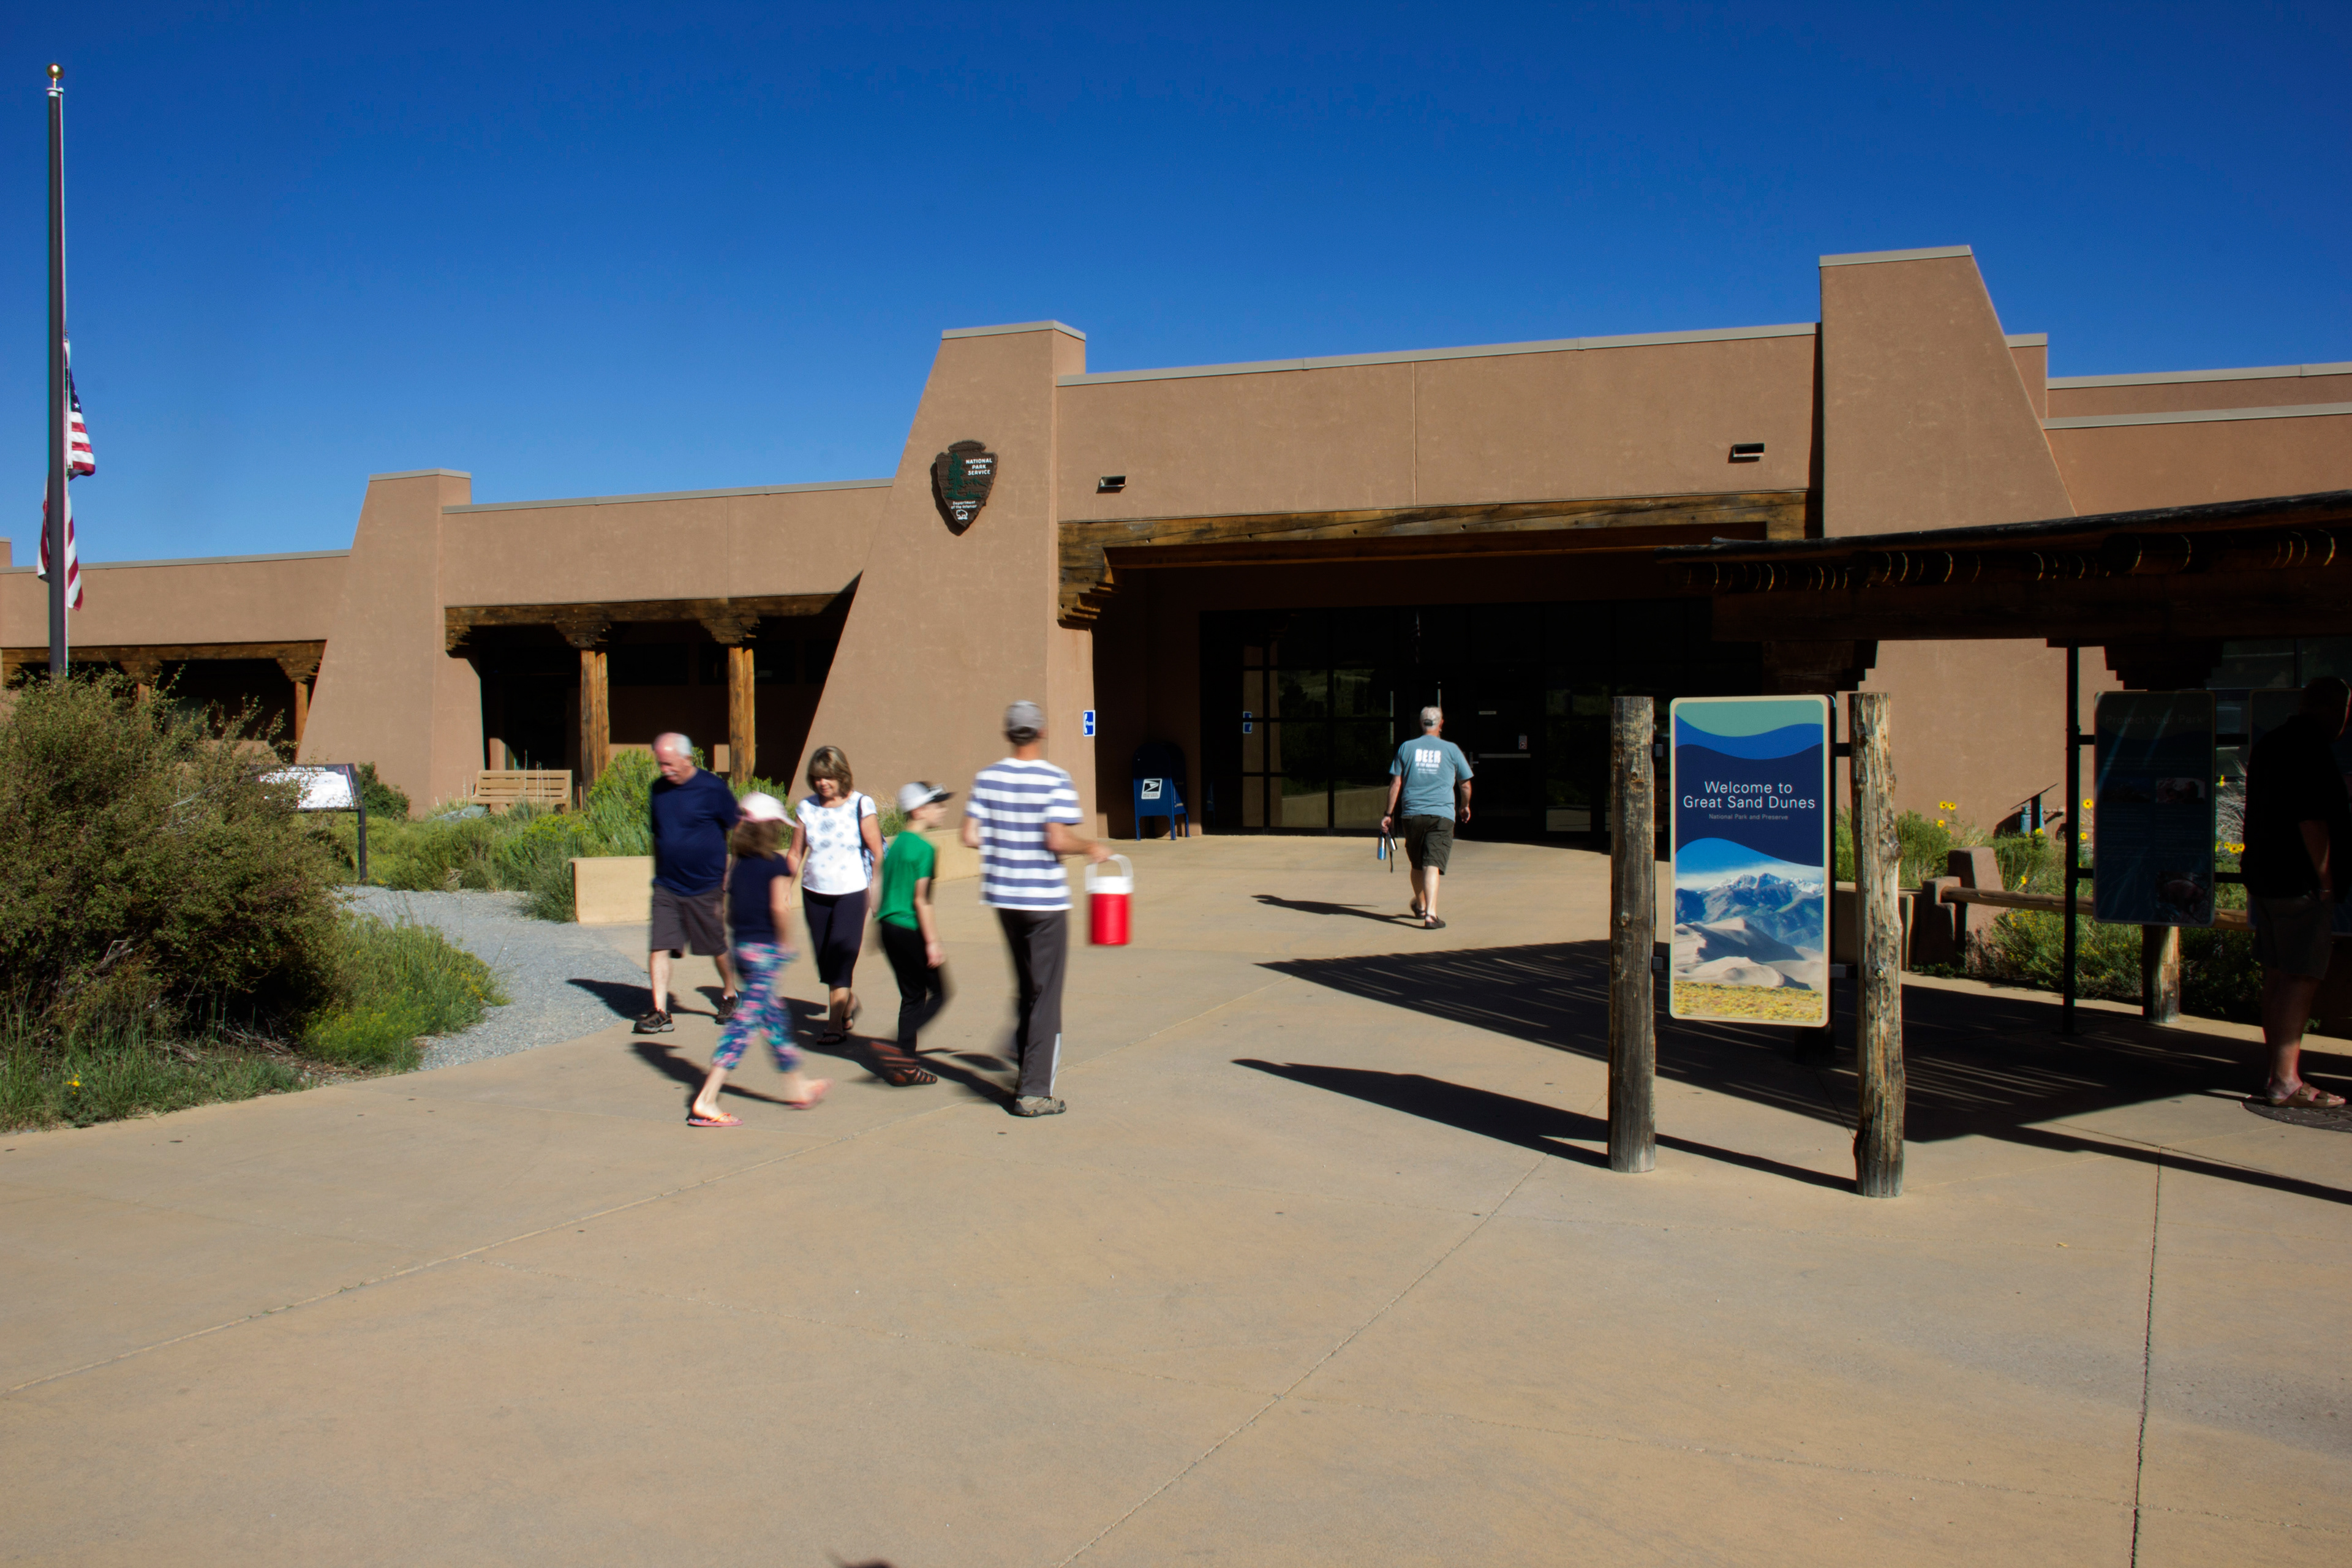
[712,942,800,1072]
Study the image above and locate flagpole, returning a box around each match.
[45,63,68,676]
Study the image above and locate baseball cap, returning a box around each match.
[737,791,788,822]
[1005,699,1046,734]
[897,781,952,814]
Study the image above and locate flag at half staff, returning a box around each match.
[36,491,81,611]
[67,368,93,476]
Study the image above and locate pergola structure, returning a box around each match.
[1659,486,2352,1032]
[0,639,326,741]
[443,592,842,787]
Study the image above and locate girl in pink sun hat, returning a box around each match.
[688,792,829,1125]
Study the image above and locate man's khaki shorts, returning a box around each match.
[2252,891,2337,979]
[1402,815,1455,873]
[650,884,727,957]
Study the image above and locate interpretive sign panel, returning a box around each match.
[1669,696,1830,1025]
[2092,692,2216,927]
[262,763,359,812]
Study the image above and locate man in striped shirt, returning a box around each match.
[962,699,1111,1117]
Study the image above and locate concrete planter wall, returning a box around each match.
[568,831,979,925]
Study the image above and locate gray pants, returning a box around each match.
[997,909,1067,1099]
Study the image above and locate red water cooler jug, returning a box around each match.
[1088,854,1134,946]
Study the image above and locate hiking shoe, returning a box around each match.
[1011,1095,1066,1117]
[633,1011,674,1035]
[714,994,738,1022]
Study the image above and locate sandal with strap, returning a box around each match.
[880,1063,938,1087]
[2266,1083,2348,1109]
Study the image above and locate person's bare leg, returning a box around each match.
[648,949,674,1014]
[1408,865,1427,913]
[1422,867,1442,921]
[689,1062,731,1119]
[2262,969,2326,1096]
[829,985,854,1030]
[714,949,739,1001]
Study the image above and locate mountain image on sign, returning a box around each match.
[932,440,997,533]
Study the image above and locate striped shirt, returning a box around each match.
[968,756,1084,910]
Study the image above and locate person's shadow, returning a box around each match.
[1253,894,1415,924]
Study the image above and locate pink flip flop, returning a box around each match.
[687,1110,742,1128]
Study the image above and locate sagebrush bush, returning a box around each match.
[0,673,341,1035]
[353,762,411,821]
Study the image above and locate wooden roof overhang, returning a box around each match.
[442,592,847,652]
[1058,489,1811,626]
[1657,489,2352,688]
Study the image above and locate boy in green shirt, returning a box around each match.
[875,782,954,1079]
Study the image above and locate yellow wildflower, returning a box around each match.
[2081,798,2094,809]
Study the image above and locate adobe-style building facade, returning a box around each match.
[4,245,2347,832]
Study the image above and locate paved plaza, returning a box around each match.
[4,837,2348,1566]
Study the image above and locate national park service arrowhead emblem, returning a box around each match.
[932,440,997,533]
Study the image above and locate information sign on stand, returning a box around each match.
[263,763,369,883]
[2090,693,2216,927]
[1668,697,1831,1024]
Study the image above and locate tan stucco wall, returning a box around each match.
[801,325,1101,827]
[439,486,884,606]
[0,552,347,651]
[2049,411,2352,515]
[2048,369,2352,419]
[1056,333,1816,523]
[297,470,477,814]
[2008,343,2048,420]
[1860,639,2119,835]
[1820,252,2075,533]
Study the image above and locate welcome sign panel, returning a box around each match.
[1670,696,1831,1025]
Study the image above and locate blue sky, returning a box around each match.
[3,2,2345,563]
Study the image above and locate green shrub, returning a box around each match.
[353,763,411,821]
[303,914,506,1069]
[0,672,341,1036]
[1834,808,1983,886]
[1969,908,2263,1024]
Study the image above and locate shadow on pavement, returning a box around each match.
[1257,939,2352,1199]
[1234,1060,1853,1192]
[570,976,652,1017]
[1253,894,1416,925]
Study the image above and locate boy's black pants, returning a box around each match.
[880,921,951,1052]
[995,908,1066,1100]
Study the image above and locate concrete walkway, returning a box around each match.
[3,837,2346,1565]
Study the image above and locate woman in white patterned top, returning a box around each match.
[790,745,884,1044]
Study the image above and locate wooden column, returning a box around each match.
[1851,692,1905,1198]
[699,609,761,782]
[2141,925,2182,1025]
[554,611,611,794]
[275,649,320,745]
[1608,696,1657,1174]
[119,653,162,703]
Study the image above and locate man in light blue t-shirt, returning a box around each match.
[1380,707,1474,930]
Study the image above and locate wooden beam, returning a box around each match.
[1608,696,1657,1175]
[1061,491,1808,625]
[445,593,843,649]
[1710,567,2352,645]
[2,639,326,667]
[1852,692,1904,1199]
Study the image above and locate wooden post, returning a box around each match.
[1851,692,1904,1198]
[119,652,162,704]
[275,650,319,746]
[2141,925,2182,1024]
[700,608,763,783]
[554,611,611,797]
[728,645,757,780]
[1608,696,1657,1174]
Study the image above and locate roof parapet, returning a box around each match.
[1057,322,1817,388]
[1819,245,1973,267]
[941,321,1087,341]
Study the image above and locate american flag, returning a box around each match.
[37,491,81,610]
[67,369,94,476]
[36,360,91,609]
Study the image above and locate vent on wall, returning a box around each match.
[1729,443,1765,463]
[1098,475,1127,492]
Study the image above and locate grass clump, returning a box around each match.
[303,914,507,1070]
[0,1020,310,1131]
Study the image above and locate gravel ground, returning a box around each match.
[342,889,649,1071]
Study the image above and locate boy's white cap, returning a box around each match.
[738,791,788,822]
[897,781,952,814]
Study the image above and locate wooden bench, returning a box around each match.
[471,769,573,813]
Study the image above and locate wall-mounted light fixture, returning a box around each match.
[1728,443,1765,463]
[1098,475,1127,492]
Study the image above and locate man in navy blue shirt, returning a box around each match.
[636,731,742,1035]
